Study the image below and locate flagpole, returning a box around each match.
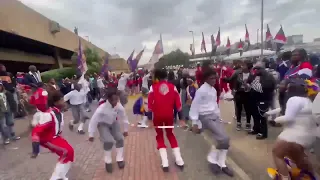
[260,0,264,58]
[189,30,195,56]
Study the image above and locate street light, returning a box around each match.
[257,29,259,44]
[260,0,264,57]
[189,30,195,55]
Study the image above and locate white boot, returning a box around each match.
[50,162,65,180]
[172,147,184,167]
[137,116,148,128]
[116,147,124,162]
[207,146,219,165]
[159,148,169,168]
[116,147,125,169]
[104,150,112,164]
[217,149,228,168]
[59,162,72,180]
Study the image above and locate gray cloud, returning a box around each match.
[20,0,320,64]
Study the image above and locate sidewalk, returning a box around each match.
[92,126,179,180]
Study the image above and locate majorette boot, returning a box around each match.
[159,148,169,172]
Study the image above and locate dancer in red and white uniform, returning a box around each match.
[31,91,74,180]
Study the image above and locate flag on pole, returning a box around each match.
[245,24,251,51]
[130,48,145,72]
[211,34,217,56]
[77,38,88,75]
[215,27,221,46]
[148,36,164,69]
[225,37,231,56]
[274,25,287,52]
[238,39,243,56]
[201,32,207,53]
[127,50,135,71]
[265,24,273,49]
[100,55,110,76]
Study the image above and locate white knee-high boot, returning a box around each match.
[172,147,184,166]
[217,149,228,168]
[207,146,219,165]
[104,150,112,164]
[50,162,70,180]
[116,147,124,162]
[159,148,169,167]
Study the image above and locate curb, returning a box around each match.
[202,131,252,180]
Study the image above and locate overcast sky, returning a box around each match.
[20,0,320,65]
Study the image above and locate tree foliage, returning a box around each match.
[155,49,190,68]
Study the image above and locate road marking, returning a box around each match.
[202,132,252,180]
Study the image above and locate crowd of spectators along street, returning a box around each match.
[165,48,319,142]
[0,63,151,145]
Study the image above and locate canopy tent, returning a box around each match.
[223,49,276,61]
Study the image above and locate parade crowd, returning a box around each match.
[0,48,320,180]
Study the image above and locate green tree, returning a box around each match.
[155,49,190,68]
[42,47,102,82]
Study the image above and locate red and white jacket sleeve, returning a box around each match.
[31,113,53,142]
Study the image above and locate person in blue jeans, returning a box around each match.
[0,82,20,145]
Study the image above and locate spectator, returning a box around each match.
[0,64,17,94]
[0,82,20,145]
[46,78,59,92]
[24,65,42,86]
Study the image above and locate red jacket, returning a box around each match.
[31,107,63,143]
[29,88,48,112]
[148,81,182,119]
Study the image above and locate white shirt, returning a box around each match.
[189,82,220,125]
[64,90,86,105]
[117,73,131,91]
[142,73,151,89]
[88,101,130,137]
[97,78,104,88]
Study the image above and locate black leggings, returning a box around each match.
[234,91,251,124]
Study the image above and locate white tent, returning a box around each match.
[223,49,276,61]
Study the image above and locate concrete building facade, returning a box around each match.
[0,0,128,73]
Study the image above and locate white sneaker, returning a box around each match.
[137,124,148,128]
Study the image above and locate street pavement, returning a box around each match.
[0,97,319,180]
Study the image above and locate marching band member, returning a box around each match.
[117,73,132,106]
[148,69,186,172]
[133,88,150,128]
[64,83,89,134]
[31,91,74,180]
[190,69,233,177]
[88,89,130,173]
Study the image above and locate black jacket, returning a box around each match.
[247,70,276,103]
[0,71,16,93]
[24,73,40,86]
[223,70,254,92]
